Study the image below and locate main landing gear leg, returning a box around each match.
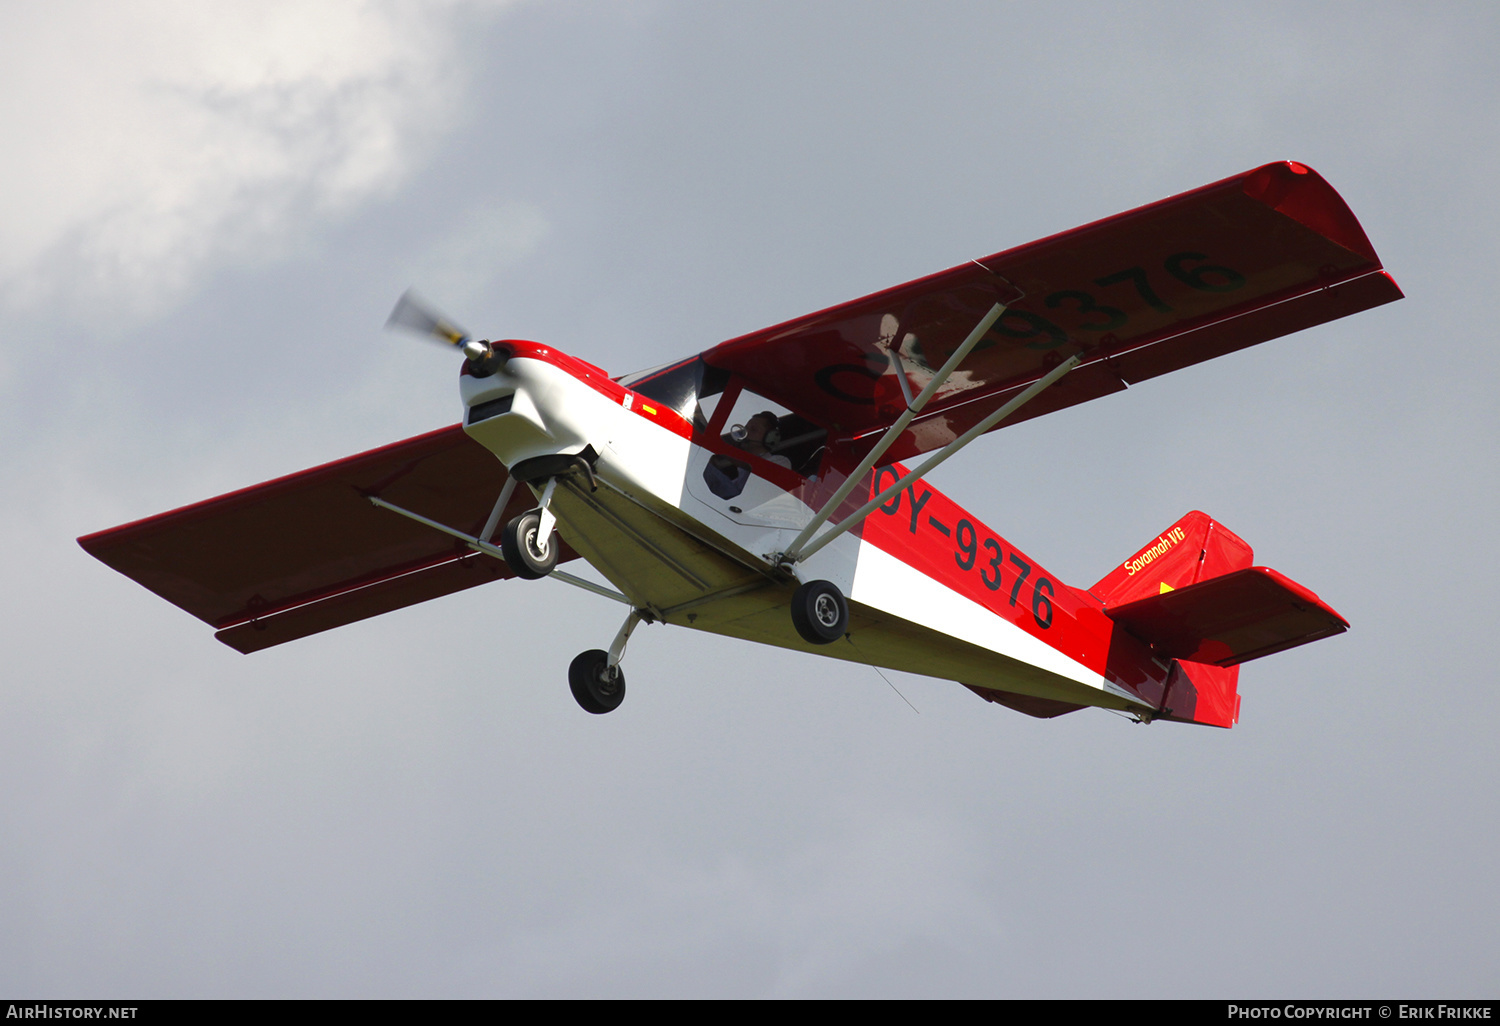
[500,477,560,579]
[569,609,644,714]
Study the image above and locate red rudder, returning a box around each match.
[1160,659,1241,729]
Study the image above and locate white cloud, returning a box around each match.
[0,0,513,319]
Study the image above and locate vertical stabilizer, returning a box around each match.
[1093,511,1255,729]
[1090,510,1253,607]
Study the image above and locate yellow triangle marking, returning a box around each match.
[1159,582,1174,594]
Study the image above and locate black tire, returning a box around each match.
[790,579,848,645]
[568,649,626,714]
[500,510,559,579]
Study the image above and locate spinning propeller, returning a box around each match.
[385,289,498,367]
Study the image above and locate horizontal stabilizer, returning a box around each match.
[1105,567,1348,667]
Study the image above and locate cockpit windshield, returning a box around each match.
[617,357,729,429]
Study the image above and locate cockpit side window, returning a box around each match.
[711,387,828,479]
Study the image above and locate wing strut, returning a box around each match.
[366,494,631,605]
[780,352,1083,565]
[779,302,1008,564]
[479,476,518,543]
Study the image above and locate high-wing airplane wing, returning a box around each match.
[701,161,1401,465]
[78,424,572,653]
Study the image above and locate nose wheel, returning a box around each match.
[500,510,559,579]
[499,476,563,580]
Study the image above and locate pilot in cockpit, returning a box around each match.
[736,412,792,469]
[703,411,790,499]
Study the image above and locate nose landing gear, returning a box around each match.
[500,510,559,579]
[500,477,561,580]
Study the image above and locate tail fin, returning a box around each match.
[1090,510,1253,606]
[1094,512,1347,728]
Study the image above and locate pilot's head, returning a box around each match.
[745,412,775,436]
[744,412,779,450]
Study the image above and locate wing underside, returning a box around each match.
[79,425,572,653]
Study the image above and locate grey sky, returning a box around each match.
[2,0,1495,997]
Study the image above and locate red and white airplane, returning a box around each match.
[81,162,1400,726]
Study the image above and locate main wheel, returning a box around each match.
[500,510,559,579]
[568,649,626,714]
[790,579,848,645]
